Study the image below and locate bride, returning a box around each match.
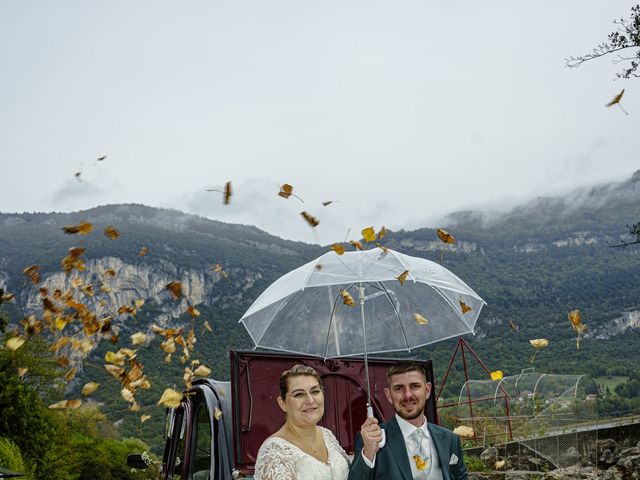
[254,365,350,480]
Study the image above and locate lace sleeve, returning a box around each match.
[322,427,352,465]
[254,439,296,480]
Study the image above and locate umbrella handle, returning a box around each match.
[367,406,386,448]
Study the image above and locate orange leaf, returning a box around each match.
[104,225,120,240]
[437,228,455,244]
[340,290,355,307]
[606,89,624,106]
[166,281,183,299]
[62,221,93,235]
[397,270,409,285]
[459,299,471,314]
[300,211,319,227]
[349,240,364,251]
[138,246,148,257]
[331,243,345,255]
[377,226,387,240]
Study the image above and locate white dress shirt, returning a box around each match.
[362,414,442,480]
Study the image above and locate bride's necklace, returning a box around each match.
[286,424,320,454]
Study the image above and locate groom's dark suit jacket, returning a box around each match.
[348,416,468,480]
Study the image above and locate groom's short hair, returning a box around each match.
[387,361,427,382]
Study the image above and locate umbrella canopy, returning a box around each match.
[240,248,486,358]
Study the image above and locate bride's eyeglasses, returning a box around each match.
[288,385,324,400]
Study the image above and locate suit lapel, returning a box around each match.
[428,424,450,480]
[385,417,413,480]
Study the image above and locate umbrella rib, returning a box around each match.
[387,249,418,283]
[370,281,412,352]
[323,282,357,358]
[430,284,471,328]
[254,291,299,346]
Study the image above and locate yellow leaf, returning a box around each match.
[138,246,148,257]
[1,293,15,302]
[49,399,82,410]
[414,313,429,325]
[362,227,375,243]
[459,299,472,314]
[166,281,183,299]
[495,460,506,469]
[436,228,455,244]
[17,367,28,378]
[300,211,319,227]
[121,387,135,403]
[131,332,147,346]
[105,351,126,366]
[377,226,387,239]
[81,382,100,396]
[606,89,624,106]
[397,270,409,285]
[340,290,355,307]
[214,407,223,420]
[161,338,176,354]
[490,370,503,381]
[6,336,25,352]
[278,183,293,198]
[194,365,211,377]
[135,299,145,309]
[187,305,201,318]
[453,425,475,438]
[413,455,427,471]
[104,225,120,240]
[203,320,213,333]
[529,338,549,349]
[62,221,93,235]
[140,414,151,423]
[158,388,183,408]
[65,367,77,381]
[331,243,345,255]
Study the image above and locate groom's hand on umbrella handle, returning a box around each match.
[361,417,383,461]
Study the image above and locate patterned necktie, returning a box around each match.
[410,428,431,480]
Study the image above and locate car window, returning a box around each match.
[191,403,212,478]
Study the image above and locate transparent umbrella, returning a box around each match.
[240,247,486,411]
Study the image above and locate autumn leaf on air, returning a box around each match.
[214,407,223,420]
[97,155,107,161]
[413,455,427,471]
[223,181,232,205]
[278,183,303,202]
[131,332,147,346]
[104,225,120,240]
[568,309,588,349]
[495,460,506,469]
[529,338,549,364]
[322,201,337,206]
[453,425,475,438]
[509,319,519,332]
[1,292,14,303]
[436,228,455,244]
[331,243,345,255]
[6,336,25,352]
[362,227,376,243]
[158,388,183,408]
[349,240,364,251]
[490,370,503,381]
[64,367,77,382]
[140,414,151,424]
[606,89,629,114]
[340,290,355,307]
[459,299,472,314]
[376,243,389,253]
[139,246,148,257]
[203,320,213,333]
[186,305,201,318]
[49,399,82,410]
[62,221,93,235]
[74,172,83,183]
[81,382,100,396]
[194,365,211,377]
[377,226,387,239]
[301,211,319,227]
[397,270,409,285]
[166,281,183,299]
[23,265,41,284]
[414,313,428,325]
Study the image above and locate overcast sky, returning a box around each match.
[1,1,638,244]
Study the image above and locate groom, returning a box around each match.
[349,361,467,480]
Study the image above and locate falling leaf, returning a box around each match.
[377,226,387,239]
[349,240,364,250]
[17,367,28,378]
[529,338,549,349]
[23,265,41,284]
[104,225,120,240]
[436,228,455,244]
[194,365,211,377]
[105,351,126,366]
[81,382,100,395]
[223,181,232,205]
[121,387,135,404]
[300,211,319,227]
[131,332,147,346]
[49,399,82,410]
[495,460,506,469]
[213,264,224,273]
[459,299,472,314]
[74,172,83,183]
[413,455,427,471]
[104,268,116,278]
[340,290,355,307]
[331,243,345,255]
[62,221,93,235]
[140,414,151,423]
[376,243,389,253]
[321,201,337,206]
[397,270,409,285]
[568,310,587,334]
[203,320,213,333]
[139,246,148,257]
[158,388,183,408]
[64,367,77,381]
[278,183,304,202]
[214,407,223,420]
[97,155,107,161]
[2,293,15,302]
[414,313,429,325]
[160,338,176,354]
[166,281,183,299]
[314,263,322,270]
[362,227,376,243]
[186,305,200,318]
[6,336,25,352]
[453,425,475,438]
[490,370,503,381]
[605,89,626,108]
[56,356,70,367]
[509,319,519,332]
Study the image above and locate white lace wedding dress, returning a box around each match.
[254,427,350,480]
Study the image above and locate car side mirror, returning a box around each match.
[127,453,149,470]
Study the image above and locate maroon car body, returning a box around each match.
[156,350,438,479]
